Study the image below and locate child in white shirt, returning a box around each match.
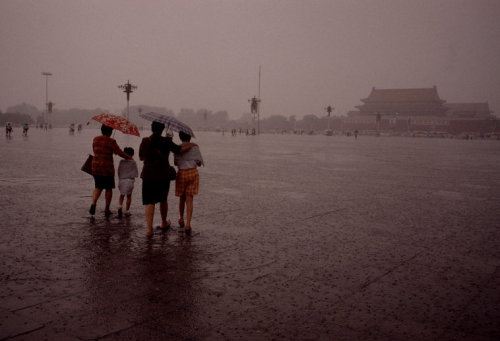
[117,147,138,217]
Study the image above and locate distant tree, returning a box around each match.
[178,108,197,127]
[263,115,289,130]
[6,103,40,119]
[301,114,320,131]
[50,108,105,128]
[36,115,44,125]
[0,113,34,125]
[211,110,229,128]
[195,109,212,129]
[232,113,253,129]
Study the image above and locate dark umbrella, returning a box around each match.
[139,112,195,138]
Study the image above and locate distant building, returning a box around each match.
[445,102,493,119]
[342,87,498,135]
[354,86,448,117]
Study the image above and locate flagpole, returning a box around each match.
[258,66,261,135]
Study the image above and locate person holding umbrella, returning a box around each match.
[89,124,133,217]
[139,121,196,236]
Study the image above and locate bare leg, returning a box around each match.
[145,204,155,234]
[119,194,124,207]
[185,195,194,228]
[159,201,169,228]
[179,194,186,222]
[104,189,113,211]
[92,188,102,205]
[126,195,132,211]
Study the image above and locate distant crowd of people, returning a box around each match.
[88,123,203,236]
[5,122,29,138]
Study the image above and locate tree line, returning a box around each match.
[2,102,335,132]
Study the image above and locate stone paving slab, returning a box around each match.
[1,130,499,340]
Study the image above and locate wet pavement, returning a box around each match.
[1,128,499,340]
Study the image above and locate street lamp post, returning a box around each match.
[118,80,137,121]
[248,96,261,135]
[42,72,52,128]
[376,112,382,136]
[248,66,262,135]
[325,105,334,130]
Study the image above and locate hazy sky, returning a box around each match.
[1,0,499,118]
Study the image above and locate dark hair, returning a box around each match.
[151,121,165,134]
[124,147,134,156]
[178,131,191,142]
[101,124,113,136]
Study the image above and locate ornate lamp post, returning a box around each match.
[42,72,52,128]
[325,105,334,130]
[248,66,262,135]
[248,96,261,134]
[118,80,137,121]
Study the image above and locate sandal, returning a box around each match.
[185,226,192,235]
[178,218,185,228]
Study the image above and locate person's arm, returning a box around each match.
[169,138,197,154]
[179,142,197,153]
[169,139,182,155]
[139,138,148,161]
[112,141,133,160]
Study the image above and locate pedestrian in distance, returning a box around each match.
[139,121,196,236]
[117,147,139,218]
[89,124,133,217]
[174,131,204,235]
[6,122,12,137]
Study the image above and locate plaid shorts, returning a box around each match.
[175,168,199,197]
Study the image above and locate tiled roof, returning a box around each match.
[446,102,492,113]
[361,86,445,103]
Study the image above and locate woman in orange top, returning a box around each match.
[89,124,132,217]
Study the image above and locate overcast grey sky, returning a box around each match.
[1,0,499,118]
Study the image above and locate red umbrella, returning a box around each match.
[89,113,140,137]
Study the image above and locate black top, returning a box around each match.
[139,135,181,182]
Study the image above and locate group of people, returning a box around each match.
[88,122,203,236]
[69,123,83,134]
[5,123,29,137]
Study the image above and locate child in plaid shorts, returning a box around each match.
[174,131,204,235]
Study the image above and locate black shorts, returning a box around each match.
[93,175,115,190]
[142,180,170,205]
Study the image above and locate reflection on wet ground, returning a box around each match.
[1,129,499,340]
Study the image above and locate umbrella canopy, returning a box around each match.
[140,112,195,138]
[89,113,140,137]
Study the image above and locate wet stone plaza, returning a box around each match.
[1,128,499,340]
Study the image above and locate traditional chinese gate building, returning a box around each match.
[341,87,497,135]
[354,86,448,117]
